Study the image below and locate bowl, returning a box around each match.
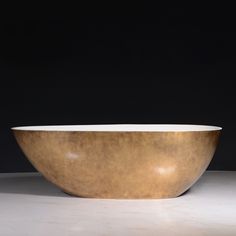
[12,124,221,199]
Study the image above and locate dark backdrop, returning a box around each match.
[0,9,235,172]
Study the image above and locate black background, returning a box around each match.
[0,9,235,172]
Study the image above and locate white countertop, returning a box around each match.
[0,171,235,236]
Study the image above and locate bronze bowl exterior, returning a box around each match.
[12,125,221,199]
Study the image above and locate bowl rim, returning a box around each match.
[11,124,222,132]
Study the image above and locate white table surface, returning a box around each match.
[0,171,235,236]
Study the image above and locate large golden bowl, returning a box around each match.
[12,125,221,199]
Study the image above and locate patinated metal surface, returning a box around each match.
[13,130,220,199]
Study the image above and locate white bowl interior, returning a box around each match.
[11,124,222,132]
